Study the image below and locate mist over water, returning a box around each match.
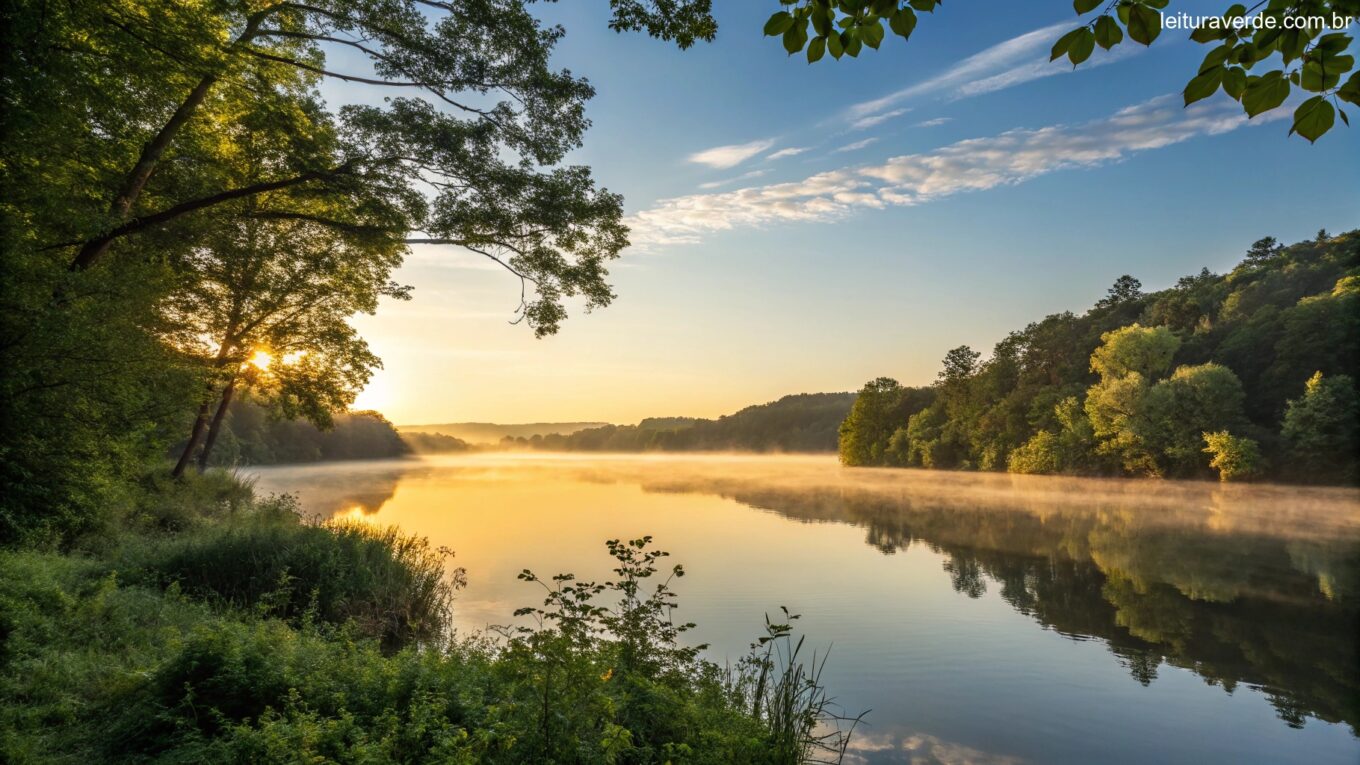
[251,453,1360,765]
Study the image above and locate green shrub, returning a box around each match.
[3,536,855,764]
[1203,431,1265,482]
[135,507,459,651]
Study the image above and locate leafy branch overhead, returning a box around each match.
[765,0,1359,142]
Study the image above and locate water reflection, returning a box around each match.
[614,463,1359,733]
[250,454,1360,746]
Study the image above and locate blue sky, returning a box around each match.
[339,1,1360,424]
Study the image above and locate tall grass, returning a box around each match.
[730,607,863,764]
[133,497,461,651]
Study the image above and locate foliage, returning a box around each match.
[531,392,860,454]
[839,379,932,466]
[763,0,1360,142]
[839,231,1360,483]
[0,0,723,545]
[1203,430,1265,481]
[1282,371,1360,482]
[0,487,856,764]
[190,396,415,466]
[131,498,460,651]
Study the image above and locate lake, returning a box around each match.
[250,453,1360,764]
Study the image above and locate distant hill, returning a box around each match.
[397,421,609,444]
[525,393,856,453]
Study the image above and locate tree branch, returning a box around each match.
[66,165,355,270]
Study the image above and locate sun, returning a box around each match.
[247,349,273,371]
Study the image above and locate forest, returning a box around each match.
[520,393,856,453]
[838,231,1359,483]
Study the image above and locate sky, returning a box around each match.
[328,1,1359,425]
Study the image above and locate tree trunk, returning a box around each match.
[196,376,238,472]
[171,401,213,478]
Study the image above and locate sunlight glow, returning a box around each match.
[246,350,273,371]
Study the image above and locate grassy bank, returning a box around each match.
[0,473,854,764]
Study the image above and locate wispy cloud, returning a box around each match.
[833,137,879,153]
[767,146,810,160]
[698,169,769,189]
[914,117,953,128]
[627,97,1276,250]
[851,108,909,130]
[848,22,1141,121]
[687,138,775,168]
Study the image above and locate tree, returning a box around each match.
[838,378,930,466]
[1245,236,1283,266]
[1096,275,1145,309]
[763,0,1360,142]
[1143,363,1249,475]
[0,0,720,544]
[1089,324,1180,379]
[1282,372,1359,482]
[160,193,407,475]
[1203,431,1264,481]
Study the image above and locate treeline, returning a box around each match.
[183,398,472,467]
[514,393,856,453]
[839,231,1359,483]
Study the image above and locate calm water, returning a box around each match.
[250,453,1360,764]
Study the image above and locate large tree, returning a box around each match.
[0,0,719,544]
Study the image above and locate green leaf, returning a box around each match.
[782,25,806,54]
[1301,58,1349,92]
[1068,27,1096,65]
[1051,27,1086,61]
[861,20,885,49]
[1242,73,1289,117]
[828,29,844,59]
[1338,72,1360,106]
[890,8,917,39]
[1183,68,1223,105]
[1290,96,1334,142]
[1199,44,1232,74]
[1189,23,1227,44]
[845,31,863,57]
[1074,0,1101,14]
[1127,4,1161,46]
[764,11,794,36]
[1094,16,1123,49]
[908,0,936,12]
[807,36,826,63]
[811,7,832,37]
[1222,66,1247,100]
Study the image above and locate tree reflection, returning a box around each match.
[622,469,1360,733]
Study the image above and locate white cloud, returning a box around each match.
[767,146,810,160]
[833,137,879,153]
[848,21,1142,122]
[914,117,953,128]
[698,169,769,190]
[851,108,909,130]
[627,97,1278,250]
[686,138,775,168]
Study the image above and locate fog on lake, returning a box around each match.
[250,453,1360,765]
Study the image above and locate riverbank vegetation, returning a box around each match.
[838,231,1359,483]
[0,475,856,763]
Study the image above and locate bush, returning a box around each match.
[1203,431,1264,482]
[135,504,460,651]
[1,537,858,765]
